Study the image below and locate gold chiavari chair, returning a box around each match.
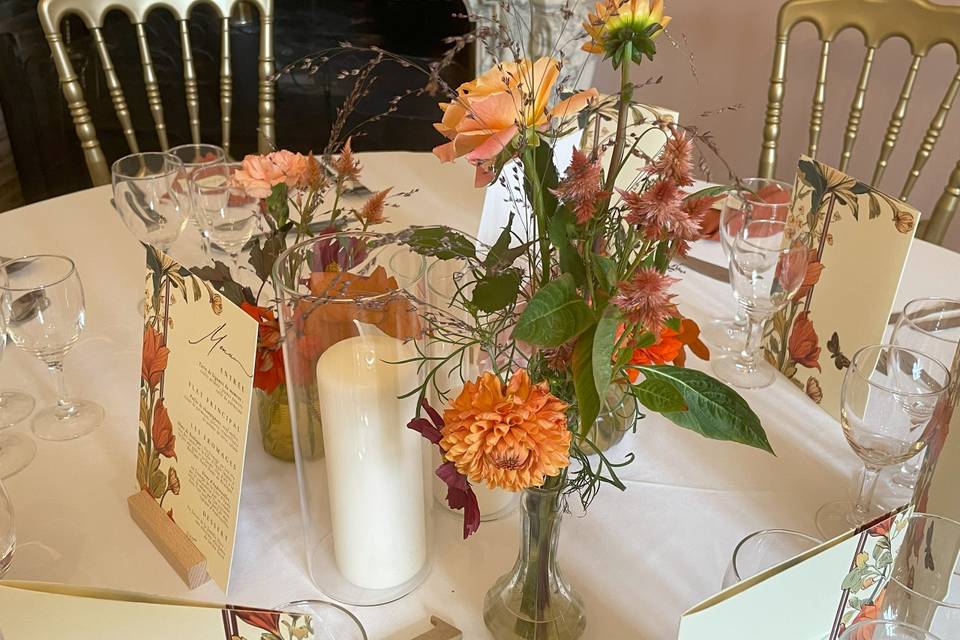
[37,0,275,186]
[760,0,960,246]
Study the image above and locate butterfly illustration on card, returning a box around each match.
[827,332,851,371]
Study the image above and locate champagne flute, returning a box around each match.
[816,346,950,538]
[190,163,261,272]
[0,255,104,440]
[887,298,960,491]
[168,143,226,255]
[703,178,792,353]
[712,219,807,389]
[111,152,189,255]
[0,295,36,478]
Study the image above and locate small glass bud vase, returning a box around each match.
[273,232,433,606]
[483,486,586,640]
[256,384,296,462]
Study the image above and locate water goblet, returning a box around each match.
[721,529,822,589]
[703,178,793,353]
[0,255,104,440]
[168,143,226,254]
[0,298,36,478]
[880,513,960,637]
[887,298,960,492]
[111,152,189,255]
[0,477,13,577]
[816,346,950,538]
[190,163,261,272]
[273,599,367,640]
[840,621,943,640]
[712,219,808,389]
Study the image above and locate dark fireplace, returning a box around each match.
[0,0,473,203]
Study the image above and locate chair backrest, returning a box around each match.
[760,0,960,246]
[37,0,275,186]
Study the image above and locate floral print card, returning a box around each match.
[137,247,259,591]
[0,583,319,639]
[679,507,911,640]
[763,157,919,419]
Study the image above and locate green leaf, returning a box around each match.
[654,241,671,271]
[684,185,732,201]
[634,378,687,412]
[514,274,594,347]
[526,142,559,218]
[483,214,531,269]
[404,227,477,261]
[472,269,521,313]
[592,305,622,399]
[248,234,286,284]
[265,183,289,226]
[799,158,826,211]
[573,325,601,436]
[637,365,774,453]
[593,255,618,291]
[548,209,586,285]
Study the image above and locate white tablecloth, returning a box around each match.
[1,152,958,639]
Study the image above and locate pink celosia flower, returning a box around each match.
[612,268,677,331]
[644,128,694,187]
[619,179,686,238]
[333,137,361,184]
[359,187,391,225]
[552,148,608,224]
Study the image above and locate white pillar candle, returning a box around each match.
[315,333,427,590]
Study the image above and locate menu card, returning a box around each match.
[0,581,319,639]
[135,247,258,590]
[679,507,911,639]
[762,157,920,419]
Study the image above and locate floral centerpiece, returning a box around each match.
[395,1,773,637]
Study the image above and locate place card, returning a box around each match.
[679,507,911,639]
[762,157,921,419]
[132,247,258,591]
[0,581,319,639]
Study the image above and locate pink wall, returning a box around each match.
[592,0,960,250]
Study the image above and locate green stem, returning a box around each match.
[604,42,634,196]
[524,148,551,288]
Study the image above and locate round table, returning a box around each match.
[1,152,958,639]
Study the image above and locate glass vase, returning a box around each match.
[483,486,586,640]
[256,384,296,462]
[584,384,638,454]
[273,231,433,606]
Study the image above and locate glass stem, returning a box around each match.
[852,464,881,523]
[200,230,212,256]
[732,308,748,331]
[48,362,77,420]
[736,310,768,369]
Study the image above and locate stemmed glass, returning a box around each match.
[703,178,793,353]
[840,621,943,640]
[881,513,960,637]
[0,255,103,441]
[273,600,367,640]
[190,163,262,272]
[0,281,36,477]
[168,143,227,254]
[887,298,960,491]
[111,152,189,255]
[721,529,821,589]
[712,219,808,389]
[816,345,950,538]
[0,477,14,577]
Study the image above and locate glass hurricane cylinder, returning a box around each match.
[273,232,433,606]
[483,486,586,640]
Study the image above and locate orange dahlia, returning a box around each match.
[440,370,571,491]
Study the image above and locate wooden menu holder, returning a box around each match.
[411,617,463,640]
[127,489,210,589]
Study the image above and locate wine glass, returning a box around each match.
[712,219,808,389]
[0,477,13,577]
[840,621,943,640]
[816,346,950,538]
[0,255,104,440]
[190,163,261,272]
[168,143,226,255]
[274,600,367,640]
[703,178,793,353]
[881,513,960,637]
[721,529,822,589]
[111,152,189,255]
[887,298,960,492]
[0,277,36,477]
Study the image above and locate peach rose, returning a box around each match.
[233,154,287,199]
[270,150,310,188]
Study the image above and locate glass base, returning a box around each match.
[887,456,923,492]
[702,317,747,352]
[32,401,103,441]
[274,600,367,640]
[712,354,776,389]
[815,500,877,539]
[0,391,34,428]
[0,431,37,478]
